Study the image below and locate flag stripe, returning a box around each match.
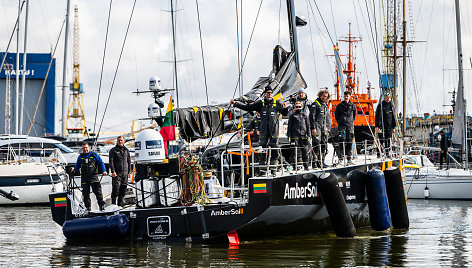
[54,197,66,201]
[54,203,67,207]
[254,189,267,193]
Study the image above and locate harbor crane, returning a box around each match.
[65,5,87,138]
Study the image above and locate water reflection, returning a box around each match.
[1,200,472,266]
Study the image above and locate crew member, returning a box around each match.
[247,112,261,146]
[71,142,107,211]
[334,91,357,165]
[109,136,131,206]
[287,101,311,170]
[230,86,288,172]
[310,89,331,168]
[375,92,396,156]
[439,130,449,169]
[289,88,312,116]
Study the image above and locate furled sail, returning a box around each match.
[175,45,307,141]
[451,84,465,146]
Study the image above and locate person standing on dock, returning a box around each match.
[375,92,396,157]
[310,89,331,168]
[71,142,107,211]
[439,130,450,169]
[334,91,357,165]
[287,101,311,171]
[230,86,288,173]
[109,136,131,206]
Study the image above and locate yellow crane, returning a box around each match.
[65,5,87,138]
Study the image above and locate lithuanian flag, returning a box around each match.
[160,95,176,142]
[253,183,267,194]
[54,197,67,207]
[160,96,176,156]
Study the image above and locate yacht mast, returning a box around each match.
[402,0,407,136]
[15,0,20,135]
[452,0,467,168]
[19,0,29,134]
[286,0,300,71]
[170,0,179,108]
[61,0,71,136]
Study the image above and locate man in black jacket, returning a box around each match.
[439,130,449,169]
[230,86,288,171]
[247,112,261,146]
[109,136,131,206]
[375,92,396,156]
[334,91,357,164]
[288,101,311,170]
[310,89,331,168]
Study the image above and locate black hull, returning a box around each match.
[49,159,401,243]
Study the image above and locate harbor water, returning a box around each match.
[1,199,471,267]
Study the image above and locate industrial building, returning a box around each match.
[0,52,56,136]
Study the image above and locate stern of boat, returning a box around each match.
[49,191,74,226]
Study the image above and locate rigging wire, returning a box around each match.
[307,0,335,82]
[195,0,209,106]
[328,0,338,40]
[277,0,282,44]
[191,0,265,167]
[230,0,264,99]
[92,0,113,141]
[311,0,335,45]
[94,0,137,147]
[352,0,370,84]
[235,0,241,98]
[416,0,436,115]
[305,0,319,89]
[27,16,66,135]
[0,0,25,74]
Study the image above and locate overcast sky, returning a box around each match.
[1,0,472,135]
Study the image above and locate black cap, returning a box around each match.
[440,129,444,133]
[264,85,273,93]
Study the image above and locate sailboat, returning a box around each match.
[48,0,409,243]
[404,0,472,200]
[0,1,74,205]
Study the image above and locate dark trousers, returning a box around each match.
[260,136,279,164]
[82,177,104,209]
[439,150,449,169]
[379,130,393,154]
[336,130,354,160]
[112,173,129,206]
[290,138,309,169]
[312,133,328,167]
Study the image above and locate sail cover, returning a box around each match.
[175,45,307,141]
[451,84,465,146]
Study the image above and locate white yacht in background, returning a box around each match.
[0,135,73,205]
[0,135,79,165]
[403,154,472,200]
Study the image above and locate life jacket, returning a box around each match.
[80,152,99,178]
[260,99,279,138]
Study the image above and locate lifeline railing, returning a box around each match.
[219,138,400,190]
